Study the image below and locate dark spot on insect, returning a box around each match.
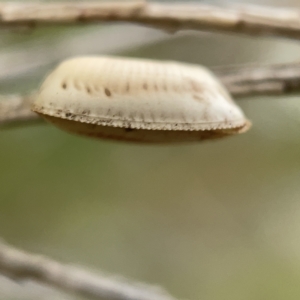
[188,78,203,93]
[193,94,204,101]
[104,88,112,97]
[126,83,130,92]
[62,82,67,89]
[173,85,179,92]
[86,87,91,94]
[74,82,81,90]
[202,109,209,121]
[143,83,148,90]
[125,128,134,132]
[65,112,72,117]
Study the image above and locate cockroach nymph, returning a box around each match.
[32,56,251,143]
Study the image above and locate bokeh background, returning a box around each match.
[1,0,300,299]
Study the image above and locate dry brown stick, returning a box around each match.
[1,1,300,40]
[0,240,177,300]
[1,62,300,128]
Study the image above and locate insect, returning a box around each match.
[31,56,251,143]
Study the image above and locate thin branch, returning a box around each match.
[0,24,175,84]
[1,62,300,128]
[0,93,42,128]
[0,274,75,300]
[214,62,300,97]
[1,2,300,40]
[0,240,177,300]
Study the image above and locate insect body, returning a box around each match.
[32,56,250,143]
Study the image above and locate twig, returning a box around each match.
[0,274,75,300]
[1,2,300,40]
[0,24,174,84]
[1,62,300,128]
[0,240,177,300]
[214,62,300,97]
[0,93,42,127]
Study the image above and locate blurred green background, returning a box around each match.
[1,0,300,299]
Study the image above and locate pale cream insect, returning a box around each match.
[32,56,251,143]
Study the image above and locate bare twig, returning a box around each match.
[0,93,41,127]
[0,275,75,300]
[1,62,300,128]
[0,24,175,84]
[0,240,177,300]
[1,2,300,40]
[214,62,300,97]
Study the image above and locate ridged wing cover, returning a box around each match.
[32,56,249,131]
